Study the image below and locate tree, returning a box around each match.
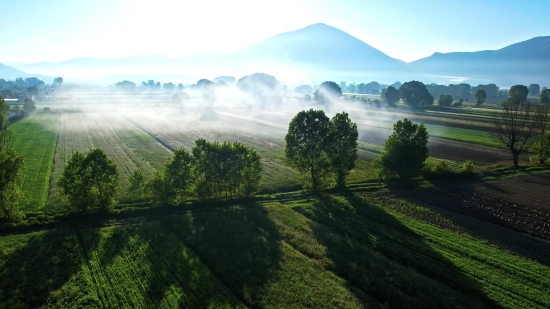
[475,89,487,106]
[391,81,402,89]
[528,84,541,96]
[0,97,8,130]
[540,88,550,104]
[532,105,550,164]
[376,118,429,180]
[314,81,342,106]
[177,83,184,91]
[328,112,358,187]
[115,80,136,92]
[163,82,175,92]
[437,94,453,107]
[285,109,331,189]
[399,81,434,108]
[23,98,35,116]
[128,169,147,200]
[58,149,119,212]
[165,148,194,202]
[493,99,539,167]
[148,171,172,206]
[54,77,64,87]
[347,84,356,93]
[381,86,401,107]
[509,85,529,100]
[0,129,24,219]
[236,73,282,108]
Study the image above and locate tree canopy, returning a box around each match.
[58,149,119,212]
[313,81,342,106]
[285,109,332,189]
[475,89,487,106]
[381,86,401,107]
[376,118,429,180]
[528,84,540,96]
[437,94,453,107]
[328,112,358,187]
[540,88,550,105]
[399,81,434,108]
[236,73,282,108]
[509,85,529,100]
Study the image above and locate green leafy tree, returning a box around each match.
[381,86,401,107]
[0,97,8,130]
[165,148,194,202]
[509,85,529,100]
[399,81,434,108]
[347,84,356,93]
[285,109,331,189]
[0,129,24,219]
[475,89,487,106]
[314,81,342,106]
[23,98,36,116]
[328,112,358,187]
[376,119,429,180]
[437,94,453,107]
[528,84,540,96]
[58,149,119,212]
[540,88,550,104]
[128,169,147,200]
[148,171,173,206]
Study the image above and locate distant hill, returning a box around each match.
[0,63,32,80]
[409,36,550,86]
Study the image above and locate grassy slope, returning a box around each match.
[2,191,549,308]
[9,113,60,211]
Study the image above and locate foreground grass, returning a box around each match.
[2,189,549,308]
[9,113,60,211]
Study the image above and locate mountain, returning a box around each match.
[232,23,409,72]
[7,23,412,83]
[409,36,550,86]
[0,63,33,80]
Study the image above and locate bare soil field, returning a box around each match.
[399,173,550,239]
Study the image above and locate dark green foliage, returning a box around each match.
[128,169,147,200]
[165,149,194,202]
[475,89,487,106]
[148,171,173,206]
[114,80,136,92]
[328,112,358,187]
[531,105,550,164]
[0,131,24,219]
[58,149,119,212]
[540,88,550,104]
[0,97,8,130]
[452,98,464,107]
[399,81,434,108]
[192,139,262,200]
[380,86,400,107]
[314,81,342,106]
[528,84,540,96]
[472,84,499,99]
[286,109,332,189]
[376,118,429,180]
[437,94,453,107]
[23,98,35,116]
[509,85,529,100]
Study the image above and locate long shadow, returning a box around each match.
[0,228,100,308]
[293,191,499,309]
[72,202,283,308]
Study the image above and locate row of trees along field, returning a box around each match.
[58,140,263,212]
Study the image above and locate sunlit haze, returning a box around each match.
[2,0,548,64]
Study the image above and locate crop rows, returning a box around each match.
[288,194,550,309]
[127,112,300,189]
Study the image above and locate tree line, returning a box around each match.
[57,139,263,212]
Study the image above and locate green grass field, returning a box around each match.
[9,113,60,210]
[1,192,548,308]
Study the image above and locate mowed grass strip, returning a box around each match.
[10,113,60,211]
[289,195,550,309]
[79,223,245,309]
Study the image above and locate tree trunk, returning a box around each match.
[513,153,519,167]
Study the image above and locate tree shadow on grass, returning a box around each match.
[293,191,499,309]
[0,229,101,309]
[163,203,284,308]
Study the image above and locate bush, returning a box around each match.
[461,160,476,174]
[452,101,463,107]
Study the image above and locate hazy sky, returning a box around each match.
[2,0,548,63]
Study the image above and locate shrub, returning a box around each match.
[461,160,476,174]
